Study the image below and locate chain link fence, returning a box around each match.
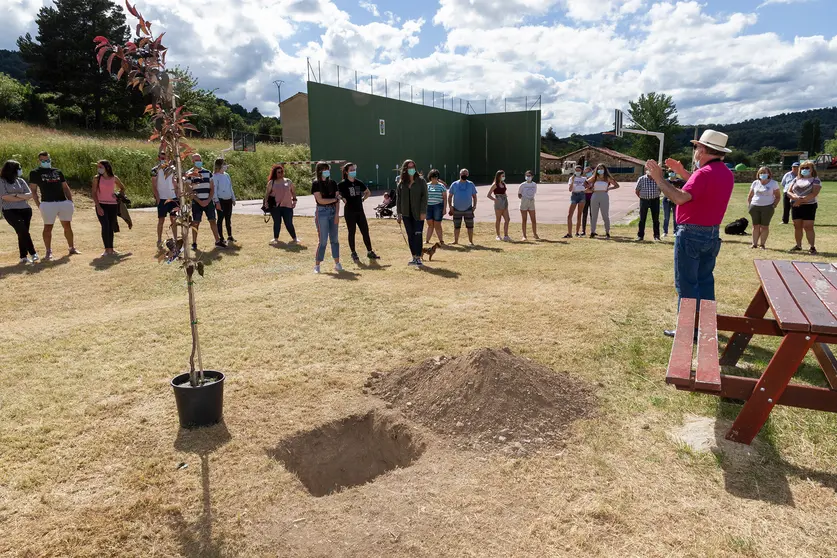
[307,59,539,115]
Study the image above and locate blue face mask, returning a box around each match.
[408,169,416,176]
[348,170,357,178]
[574,171,581,177]
[800,169,811,177]
[597,169,604,175]
[322,170,330,179]
[759,174,769,181]
[668,173,676,179]
[195,161,203,168]
[40,160,51,169]
[585,172,593,178]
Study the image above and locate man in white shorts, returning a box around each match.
[29,151,80,260]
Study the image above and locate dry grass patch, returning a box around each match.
[1,184,837,557]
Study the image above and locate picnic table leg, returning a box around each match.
[726,332,815,445]
[811,343,837,390]
[719,287,769,367]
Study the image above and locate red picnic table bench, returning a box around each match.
[667,259,837,445]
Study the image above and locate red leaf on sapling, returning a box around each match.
[107,52,117,73]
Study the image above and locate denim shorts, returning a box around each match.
[570,191,585,205]
[427,203,443,221]
[192,200,216,222]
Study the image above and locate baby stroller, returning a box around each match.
[375,189,397,219]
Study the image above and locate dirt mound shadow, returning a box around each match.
[370,347,596,454]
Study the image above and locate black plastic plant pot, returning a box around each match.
[171,370,225,428]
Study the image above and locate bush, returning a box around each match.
[0,122,313,206]
[0,73,25,120]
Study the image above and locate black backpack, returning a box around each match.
[724,217,749,235]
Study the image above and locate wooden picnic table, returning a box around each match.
[667,259,837,445]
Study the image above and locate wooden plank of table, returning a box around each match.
[695,300,721,391]
[811,343,837,391]
[666,298,696,388]
[814,263,837,290]
[681,375,837,413]
[754,260,809,332]
[775,260,837,334]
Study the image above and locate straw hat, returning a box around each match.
[691,129,732,153]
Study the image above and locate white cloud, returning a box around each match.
[4,0,836,140]
[358,0,379,16]
[757,0,810,9]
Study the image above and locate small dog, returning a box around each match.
[724,217,749,236]
[421,242,441,261]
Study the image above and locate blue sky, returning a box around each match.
[3,0,836,136]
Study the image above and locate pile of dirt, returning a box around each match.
[368,347,596,453]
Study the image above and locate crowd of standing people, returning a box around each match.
[0,142,828,274]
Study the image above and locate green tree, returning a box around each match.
[825,130,837,158]
[17,0,143,128]
[753,146,781,165]
[544,126,558,141]
[0,73,25,119]
[798,119,814,153]
[627,92,681,160]
[811,118,822,154]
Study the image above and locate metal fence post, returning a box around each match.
[337,65,340,88]
[318,61,321,83]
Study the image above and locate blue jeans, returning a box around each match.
[674,225,722,306]
[662,198,678,235]
[315,205,339,262]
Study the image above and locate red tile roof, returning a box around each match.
[551,145,645,167]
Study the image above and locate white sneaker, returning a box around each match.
[19,257,29,265]
[270,239,279,246]
[334,262,344,272]
[31,253,40,262]
[293,238,302,244]
[496,236,502,241]
[313,265,320,274]
[662,233,668,238]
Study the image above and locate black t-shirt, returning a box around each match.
[29,168,67,202]
[337,179,367,212]
[312,179,338,205]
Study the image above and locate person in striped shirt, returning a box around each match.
[425,169,447,244]
[185,153,225,251]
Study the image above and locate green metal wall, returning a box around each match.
[308,82,540,187]
[467,112,541,184]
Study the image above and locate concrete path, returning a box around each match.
[137,182,642,225]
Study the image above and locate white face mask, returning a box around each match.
[525,175,533,182]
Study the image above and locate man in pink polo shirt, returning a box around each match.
[646,130,735,338]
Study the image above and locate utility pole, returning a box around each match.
[273,80,285,107]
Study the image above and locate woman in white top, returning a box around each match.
[212,158,236,244]
[746,166,781,250]
[518,170,539,241]
[584,163,620,239]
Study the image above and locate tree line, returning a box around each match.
[543,94,837,167]
[0,0,282,142]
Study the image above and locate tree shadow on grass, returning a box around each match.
[356,260,391,271]
[325,270,360,281]
[89,252,132,270]
[419,266,461,279]
[172,422,232,558]
[0,255,69,277]
[198,243,242,266]
[271,241,308,253]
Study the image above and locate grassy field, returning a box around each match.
[1,183,837,557]
[0,122,313,207]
